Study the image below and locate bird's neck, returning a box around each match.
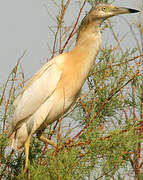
[66,22,101,84]
[75,26,101,52]
[72,21,102,66]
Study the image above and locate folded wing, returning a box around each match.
[7,55,63,135]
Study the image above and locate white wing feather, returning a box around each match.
[11,55,63,128]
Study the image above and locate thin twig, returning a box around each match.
[72,72,139,140]
[60,0,86,53]
[2,50,27,132]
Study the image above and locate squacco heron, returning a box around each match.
[6,3,139,171]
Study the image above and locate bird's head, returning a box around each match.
[89,3,140,21]
[77,3,140,41]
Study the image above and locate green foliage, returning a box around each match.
[0,133,8,148]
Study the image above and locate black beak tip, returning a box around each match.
[128,8,140,13]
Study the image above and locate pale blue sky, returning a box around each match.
[0,0,141,84]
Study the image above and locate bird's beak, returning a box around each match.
[114,6,140,15]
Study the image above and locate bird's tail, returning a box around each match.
[5,123,28,150]
[4,125,17,150]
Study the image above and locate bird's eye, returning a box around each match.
[102,7,107,11]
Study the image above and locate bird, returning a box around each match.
[6,2,139,171]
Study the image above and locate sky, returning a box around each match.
[0,0,141,84]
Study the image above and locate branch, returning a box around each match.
[60,0,86,53]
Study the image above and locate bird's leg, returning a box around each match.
[37,132,57,148]
[24,136,31,172]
